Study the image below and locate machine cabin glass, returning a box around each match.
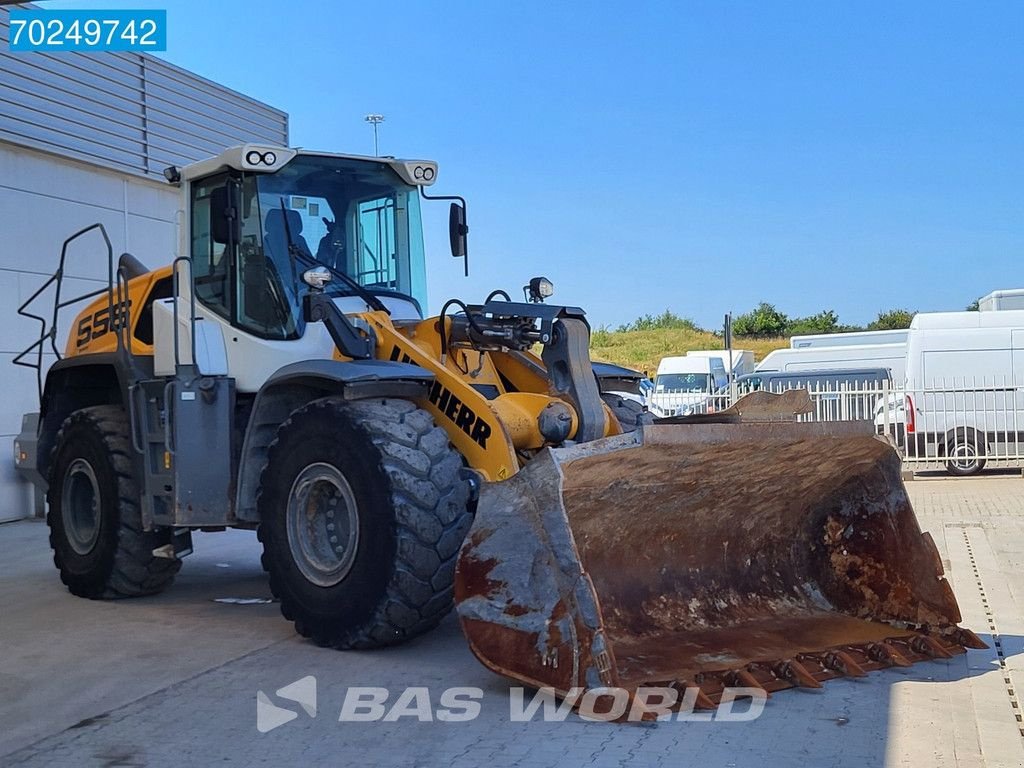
[191,154,428,340]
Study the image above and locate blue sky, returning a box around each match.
[44,1,1024,328]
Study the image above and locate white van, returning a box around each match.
[650,356,728,417]
[979,288,1024,311]
[686,349,754,378]
[879,309,1024,474]
[790,329,909,349]
[756,342,907,381]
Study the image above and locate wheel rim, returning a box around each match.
[61,458,101,555]
[949,443,978,471]
[286,462,360,587]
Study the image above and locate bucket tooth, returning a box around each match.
[955,628,989,650]
[730,668,770,696]
[911,635,954,659]
[824,650,867,678]
[674,681,718,710]
[775,659,823,689]
[693,688,718,710]
[869,642,913,667]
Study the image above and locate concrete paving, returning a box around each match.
[1,475,1022,767]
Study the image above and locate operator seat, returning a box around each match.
[242,208,315,334]
[263,208,314,265]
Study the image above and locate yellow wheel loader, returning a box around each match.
[14,145,982,713]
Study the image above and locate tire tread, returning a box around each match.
[601,393,651,432]
[47,405,179,599]
[257,397,471,649]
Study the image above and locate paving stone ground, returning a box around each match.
[1,473,1022,767]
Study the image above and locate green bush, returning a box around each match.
[732,302,789,337]
[867,308,915,330]
[787,309,840,335]
[616,309,701,333]
[590,326,612,346]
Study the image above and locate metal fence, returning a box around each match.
[649,377,1024,474]
[650,379,888,423]
[879,378,1024,474]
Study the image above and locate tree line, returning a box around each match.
[729,303,914,338]
[611,306,916,338]
[611,297,983,339]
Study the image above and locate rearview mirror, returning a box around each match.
[449,202,468,259]
[210,182,241,245]
[302,266,332,291]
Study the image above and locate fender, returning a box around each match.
[592,361,647,397]
[36,352,153,483]
[234,359,434,521]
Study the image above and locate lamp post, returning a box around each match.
[364,114,385,156]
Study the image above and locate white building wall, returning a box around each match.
[0,6,288,522]
[0,142,179,522]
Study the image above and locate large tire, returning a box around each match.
[46,405,180,598]
[256,397,472,649]
[601,393,652,433]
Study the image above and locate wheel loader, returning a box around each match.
[14,144,983,715]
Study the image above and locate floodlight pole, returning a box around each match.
[364,114,385,156]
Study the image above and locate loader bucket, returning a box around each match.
[455,422,984,712]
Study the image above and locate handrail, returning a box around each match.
[171,256,198,371]
[116,258,133,366]
[14,223,115,401]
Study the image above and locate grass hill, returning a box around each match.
[590,326,788,376]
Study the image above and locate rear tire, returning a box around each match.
[46,405,180,598]
[945,428,986,476]
[601,393,651,433]
[256,397,471,648]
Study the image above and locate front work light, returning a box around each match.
[526,277,554,303]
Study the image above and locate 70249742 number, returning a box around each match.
[8,9,167,52]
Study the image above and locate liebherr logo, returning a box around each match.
[389,344,493,448]
[256,676,317,733]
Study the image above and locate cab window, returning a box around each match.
[191,173,232,323]
[356,195,397,289]
[191,173,299,340]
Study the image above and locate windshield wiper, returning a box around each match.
[277,197,389,315]
[293,250,390,315]
[278,197,301,298]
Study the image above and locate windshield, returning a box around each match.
[256,154,427,303]
[655,373,712,392]
[191,154,428,340]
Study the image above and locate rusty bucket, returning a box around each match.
[455,422,984,711]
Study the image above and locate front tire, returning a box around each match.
[257,397,471,648]
[601,393,652,433]
[47,405,180,598]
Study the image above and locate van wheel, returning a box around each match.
[945,428,986,476]
[257,397,472,649]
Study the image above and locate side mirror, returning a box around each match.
[210,182,241,245]
[449,202,468,259]
[302,266,332,292]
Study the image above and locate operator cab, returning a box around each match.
[188,152,431,340]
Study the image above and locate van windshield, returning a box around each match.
[655,373,711,392]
